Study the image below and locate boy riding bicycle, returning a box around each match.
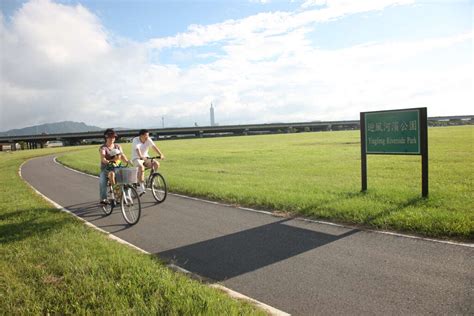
[131,129,165,195]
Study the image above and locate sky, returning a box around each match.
[0,0,472,131]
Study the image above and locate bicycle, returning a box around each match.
[138,156,168,203]
[101,164,142,225]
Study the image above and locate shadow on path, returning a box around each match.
[157,219,358,281]
[64,201,107,220]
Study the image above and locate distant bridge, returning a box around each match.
[1,115,472,151]
[0,120,359,150]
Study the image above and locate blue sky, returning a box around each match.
[0,0,472,130]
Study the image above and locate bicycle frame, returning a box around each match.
[136,156,167,203]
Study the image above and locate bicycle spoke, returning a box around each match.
[151,173,167,203]
[120,186,141,225]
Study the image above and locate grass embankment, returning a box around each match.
[0,148,264,314]
[59,126,474,241]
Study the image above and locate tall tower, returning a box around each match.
[210,103,215,126]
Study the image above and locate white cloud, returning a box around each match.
[301,0,414,10]
[148,0,415,50]
[0,0,472,131]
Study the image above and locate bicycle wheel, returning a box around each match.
[101,186,114,215]
[120,185,141,225]
[150,173,167,203]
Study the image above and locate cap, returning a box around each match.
[104,128,118,138]
[109,148,121,157]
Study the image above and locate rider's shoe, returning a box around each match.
[99,199,108,205]
[136,186,145,196]
[136,182,146,196]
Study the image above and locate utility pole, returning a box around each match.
[162,116,165,128]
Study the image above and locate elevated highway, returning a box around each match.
[0,120,359,150]
[1,115,472,150]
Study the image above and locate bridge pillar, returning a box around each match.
[195,131,203,138]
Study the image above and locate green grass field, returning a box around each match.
[58,126,474,241]
[0,148,264,314]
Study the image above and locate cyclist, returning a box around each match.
[131,129,165,195]
[99,129,131,205]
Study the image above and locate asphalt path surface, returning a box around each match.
[22,155,473,315]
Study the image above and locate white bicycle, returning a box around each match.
[101,165,141,225]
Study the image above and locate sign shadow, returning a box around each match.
[157,219,358,281]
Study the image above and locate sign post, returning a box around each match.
[360,108,428,197]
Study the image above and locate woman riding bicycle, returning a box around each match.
[99,129,131,205]
[131,129,165,195]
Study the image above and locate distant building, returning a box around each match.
[210,103,215,126]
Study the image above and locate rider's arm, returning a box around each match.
[150,138,164,159]
[135,147,145,160]
[100,148,109,165]
[152,144,164,158]
[116,145,131,164]
[121,153,131,164]
[133,139,144,160]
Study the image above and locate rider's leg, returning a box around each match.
[152,160,160,172]
[99,168,108,201]
[135,159,145,183]
[108,171,115,185]
[134,159,146,194]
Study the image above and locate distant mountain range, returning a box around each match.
[0,121,103,136]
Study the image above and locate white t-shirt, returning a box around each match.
[131,136,155,161]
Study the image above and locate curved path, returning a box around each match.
[22,156,473,315]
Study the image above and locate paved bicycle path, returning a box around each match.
[22,156,473,315]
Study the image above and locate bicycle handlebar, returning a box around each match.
[107,161,130,168]
[139,155,162,160]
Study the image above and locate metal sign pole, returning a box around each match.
[420,108,428,197]
[360,112,367,192]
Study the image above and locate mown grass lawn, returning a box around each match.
[59,126,474,241]
[0,148,265,315]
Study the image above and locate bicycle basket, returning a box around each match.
[115,167,138,184]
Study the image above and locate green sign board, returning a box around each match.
[360,107,428,196]
[365,109,420,154]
